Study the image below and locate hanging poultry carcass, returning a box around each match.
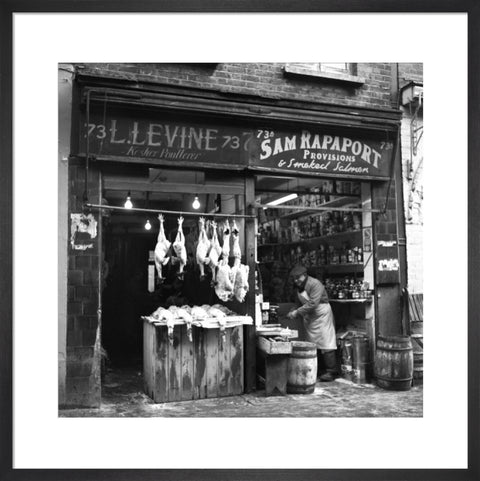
[205,220,222,286]
[231,219,242,259]
[220,220,231,262]
[154,214,171,282]
[229,219,242,286]
[215,220,234,302]
[196,217,210,280]
[229,219,250,303]
[215,264,234,301]
[172,216,187,279]
[234,262,250,303]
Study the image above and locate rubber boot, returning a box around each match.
[317,349,326,378]
[319,350,338,382]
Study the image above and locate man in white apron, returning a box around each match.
[287,265,338,382]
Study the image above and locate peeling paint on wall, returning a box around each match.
[378,259,400,271]
[70,213,97,250]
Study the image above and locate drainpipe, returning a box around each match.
[58,63,75,406]
[390,63,399,108]
[391,63,409,334]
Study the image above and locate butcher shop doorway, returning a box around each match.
[100,165,248,376]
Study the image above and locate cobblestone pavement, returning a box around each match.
[60,367,423,418]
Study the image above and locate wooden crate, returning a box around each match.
[256,337,291,397]
[143,319,244,403]
[257,336,292,355]
[408,293,423,323]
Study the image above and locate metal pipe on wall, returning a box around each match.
[84,203,257,219]
[254,203,382,214]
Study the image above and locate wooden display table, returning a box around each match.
[142,316,253,403]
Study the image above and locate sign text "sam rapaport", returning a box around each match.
[259,130,383,169]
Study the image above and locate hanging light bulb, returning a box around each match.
[144,219,152,230]
[124,191,133,209]
[192,195,200,210]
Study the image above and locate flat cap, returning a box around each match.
[290,265,307,277]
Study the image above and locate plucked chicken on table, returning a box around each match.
[175,306,194,342]
[191,305,208,320]
[154,214,171,283]
[211,304,233,316]
[151,306,176,345]
[172,216,187,279]
[207,305,228,341]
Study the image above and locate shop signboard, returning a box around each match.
[249,127,394,180]
[78,110,394,180]
[78,110,253,170]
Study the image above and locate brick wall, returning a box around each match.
[79,62,394,109]
[398,63,423,84]
[65,162,102,408]
[401,113,423,294]
[372,180,398,236]
[405,224,423,294]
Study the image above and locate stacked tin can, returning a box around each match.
[339,335,370,384]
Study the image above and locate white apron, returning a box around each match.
[298,290,337,351]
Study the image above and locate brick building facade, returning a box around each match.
[79,62,395,108]
[58,62,423,408]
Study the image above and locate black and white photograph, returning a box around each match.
[2,8,477,480]
[57,62,424,418]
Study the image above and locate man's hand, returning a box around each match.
[287,309,297,320]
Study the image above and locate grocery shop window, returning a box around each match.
[320,63,351,74]
[284,63,364,86]
[255,175,367,304]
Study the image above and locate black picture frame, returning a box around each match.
[1,1,478,480]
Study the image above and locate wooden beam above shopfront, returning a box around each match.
[103,178,244,195]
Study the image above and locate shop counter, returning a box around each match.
[142,315,253,403]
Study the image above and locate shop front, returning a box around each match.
[64,75,404,407]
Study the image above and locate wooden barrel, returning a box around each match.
[374,335,413,391]
[287,341,317,394]
[413,352,423,381]
[411,334,423,382]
